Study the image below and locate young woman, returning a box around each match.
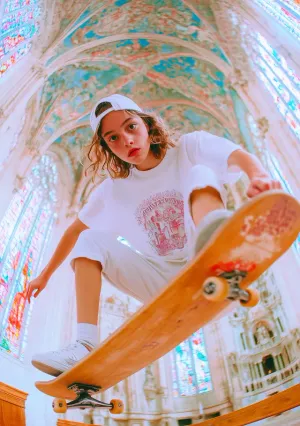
[27,94,281,376]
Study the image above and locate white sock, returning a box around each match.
[77,323,98,347]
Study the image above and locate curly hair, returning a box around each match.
[86,102,176,179]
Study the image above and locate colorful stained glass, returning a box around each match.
[0,155,58,359]
[0,0,40,78]
[0,42,31,76]
[172,329,212,396]
[254,42,300,110]
[1,6,39,35]
[253,38,300,139]
[253,0,300,41]
[258,71,300,139]
[256,33,300,88]
[2,23,38,53]
[4,0,39,13]
[230,10,300,142]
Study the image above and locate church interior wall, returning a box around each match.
[0,1,299,425]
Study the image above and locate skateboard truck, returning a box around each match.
[202,271,260,307]
[52,383,124,414]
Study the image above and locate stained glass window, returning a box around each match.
[0,155,58,359]
[253,34,300,141]
[253,0,300,41]
[230,12,300,142]
[0,0,40,78]
[172,329,212,397]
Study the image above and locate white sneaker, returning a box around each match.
[31,340,95,376]
[191,209,232,258]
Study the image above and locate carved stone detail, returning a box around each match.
[143,364,158,401]
[211,0,253,87]
[228,68,249,89]
[256,117,269,139]
[13,175,26,193]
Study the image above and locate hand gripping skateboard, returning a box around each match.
[35,190,300,415]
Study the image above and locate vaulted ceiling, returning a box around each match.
[29,0,244,207]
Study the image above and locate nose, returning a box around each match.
[123,133,134,146]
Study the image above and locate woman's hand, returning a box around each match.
[26,273,49,303]
[247,175,282,198]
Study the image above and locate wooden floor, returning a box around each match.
[197,384,300,426]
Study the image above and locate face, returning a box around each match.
[100,110,156,170]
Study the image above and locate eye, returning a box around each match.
[109,135,118,142]
[128,123,137,130]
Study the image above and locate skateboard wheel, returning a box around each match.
[202,277,229,301]
[240,288,260,307]
[109,398,124,414]
[52,398,67,413]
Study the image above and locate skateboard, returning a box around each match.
[35,190,300,415]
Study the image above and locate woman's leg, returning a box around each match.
[184,165,230,258]
[74,257,102,325]
[31,257,102,376]
[190,187,225,227]
[32,232,182,376]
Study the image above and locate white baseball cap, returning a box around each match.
[90,94,142,133]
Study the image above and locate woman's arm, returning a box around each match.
[228,149,268,179]
[228,149,282,197]
[41,218,88,279]
[26,218,88,302]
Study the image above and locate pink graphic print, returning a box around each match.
[135,190,187,256]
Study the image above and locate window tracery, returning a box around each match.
[0,154,58,359]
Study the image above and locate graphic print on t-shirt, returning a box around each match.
[135,190,187,256]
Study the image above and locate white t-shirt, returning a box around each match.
[78,131,242,260]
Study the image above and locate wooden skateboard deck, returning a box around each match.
[35,191,300,412]
[199,383,300,425]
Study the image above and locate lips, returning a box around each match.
[128,148,140,157]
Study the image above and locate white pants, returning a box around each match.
[70,165,227,303]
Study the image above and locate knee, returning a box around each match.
[189,164,218,181]
[187,165,223,195]
[190,186,222,202]
[73,256,103,271]
[71,230,113,272]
